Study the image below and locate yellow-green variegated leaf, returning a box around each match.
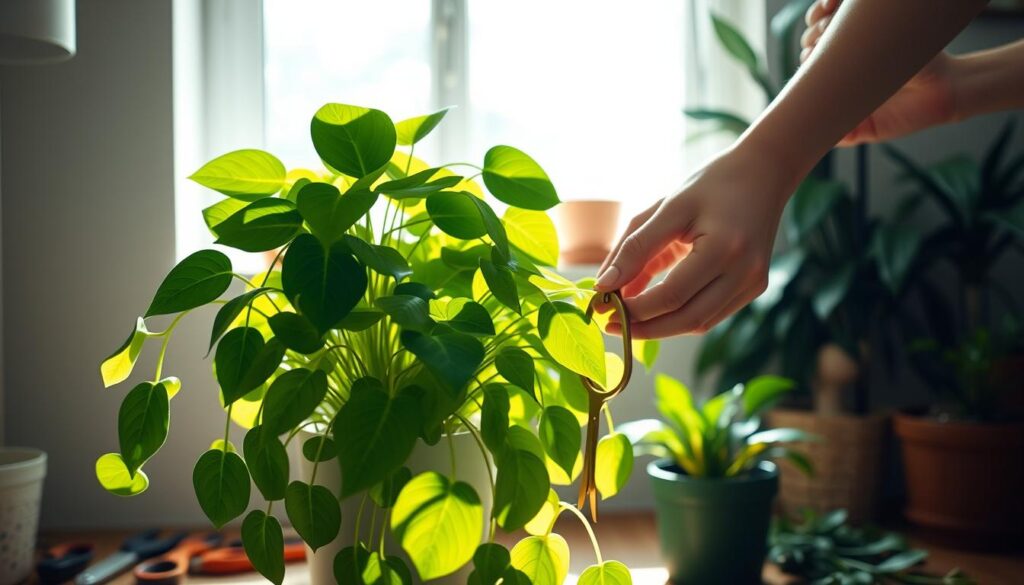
[595,432,633,499]
[510,534,570,585]
[524,489,561,536]
[159,376,182,399]
[101,317,150,388]
[190,149,287,200]
[504,208,559,266]
[578,561,632,585]
[544,451,582,486]
[210,439,237,453]
[538,302,606,384]
[95,453,149,496]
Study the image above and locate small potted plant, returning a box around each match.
[97,102,653,584]
[882,122,1024,546]
[619,374,813,585]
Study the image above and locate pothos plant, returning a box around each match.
[98,102,659,584]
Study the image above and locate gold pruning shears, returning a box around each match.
[577,289,633,522]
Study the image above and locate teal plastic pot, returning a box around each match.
[648,459,778,585]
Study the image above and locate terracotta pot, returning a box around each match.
[767,409,887,524]
[554,200,620,265]
[894,413,1024,547]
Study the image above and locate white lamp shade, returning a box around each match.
[0,0,76,64]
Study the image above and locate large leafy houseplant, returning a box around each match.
[98,103,655,584]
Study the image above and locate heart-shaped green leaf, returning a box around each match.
[241,510,286,585]
[118,381,170,476]
[400,330,484,392]
[503,208,559,266]
[395,108,449,146]
[509,534,570,585]
[261,368,328,436]
[447,301,494,336]
[146,250,233,317]
[482,146,558,211]
[101,317,149,388]
[344,235,412,281]
[495,347,534,395]
[285,480,342,552]
[391,471,483,581]
[539,406,580,478]
[95,453,149,496]
[203,198,248,235]
[364,552,413,585]
[334,544,371,585]
[578,560,632,585]
[336,309,385,331]
[335,377,419,497]
[369,466,412,509]
[193,448,250,528]
[427,191,509,258]
[469,543,511,585]
[282,233,367,333]
[480,259,520,314]
[296,182,378,245]
[189,149,286,200]
[377,168,462,199]
[374,295,435,332]
[302,436,337,462]
[480,384,510,454]
[268,312,324,354]
[215,327,285,404]
[244,425,289,500]
[538,301,606,383]
[213,198,303,252]
[311,103,396,178]
[595,432,633,500]
[494,447,550,531]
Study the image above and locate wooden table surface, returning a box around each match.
[37,512,1022,584]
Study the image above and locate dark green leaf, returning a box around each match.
[343,235,412,281]
[243,425,289,500]
[334,377,420,497]
[375,294,435,332]
[395,108,449,146]
[377,167,462,199]
[427,191,510,258]
[811,263,855,319]
[447,301,494,336]
[202,198,248,236]
[469,543,511,585]
[876,549,928,573]
[241,510,285,585]
[481,384,510,454]
[268,312,324,354]
[369,466,412,509]
[364,552,412,585]
[334,544,371,585]
[282,233,367,333]
[539,406,581,477]
[479,259,520,314]
[441,244,491,271]
[285,480,342,552]
[310,103,396,178]
[215,327,285,404]
[784,179,846,243]
[296,182,378,245]
[871,225,923,295]
[261,368,328,436]
[494,447,549,531]
[193,448,250,528]
[482,146,559,211]
[208,288,272,354]
[302,436,337,462]
[710,14,775,99]
[214,198,303,252]
[118,381,170,475]
[495,347,533,394]
[336,309,385,331]
[146,250,233,317]
[393,281,437,301]
[400,330,484,392]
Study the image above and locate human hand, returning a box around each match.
[801,0,959,146]
[595,147,793,339]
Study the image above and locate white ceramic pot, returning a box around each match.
[296,431,492,584]
[0,448,47,585]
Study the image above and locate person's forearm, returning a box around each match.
[733,0,986,192]
[952,39,1024,121]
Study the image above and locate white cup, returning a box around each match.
[0,448,47,585]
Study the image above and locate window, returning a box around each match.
[262,0,690,214]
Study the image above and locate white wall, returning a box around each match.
[1,0,227,529]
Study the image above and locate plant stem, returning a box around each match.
[446,424,458,480]
[601,403,615,434]
[153,310,189,381]
[560,502,603,564]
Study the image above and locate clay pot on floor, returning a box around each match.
[894,412,1024,548]
[554,200,620,265]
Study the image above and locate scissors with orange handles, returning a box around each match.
[133,532,223,584]
[189,536,306,575]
